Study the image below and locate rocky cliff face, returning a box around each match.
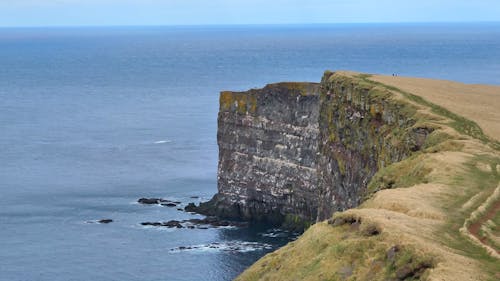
[199,83,320,226]
[196,72,430,227]
[316,72,431,220]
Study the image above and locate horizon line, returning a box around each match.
[1,20,499,29]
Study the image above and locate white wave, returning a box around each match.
[260,232,288,238]
[259,228,291,238]
[154,139,172,144]
[137,224,176,232]
[169,241,273,253]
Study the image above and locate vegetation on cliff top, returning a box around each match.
[220,82,319,115]
[237,72,500,281]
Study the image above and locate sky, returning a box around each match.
[0,0,499,27]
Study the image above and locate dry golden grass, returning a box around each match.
[237,72,500,281]
[371,75,500,142]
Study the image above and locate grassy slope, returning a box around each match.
[237,72,500,281]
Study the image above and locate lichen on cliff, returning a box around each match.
[220,91,258,114]
[196,82,321,226]
[317,72,433,220]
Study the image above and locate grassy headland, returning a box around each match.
[237,72,500,281]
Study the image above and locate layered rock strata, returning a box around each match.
[197,72,430,226]
[197,83,320,226]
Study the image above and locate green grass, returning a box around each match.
[365,153,432,197]
[439,154,500,278]
[238,221,435,281]
[422,131,452,150]
[356,74,500,151]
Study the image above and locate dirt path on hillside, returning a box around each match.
[468,198,500,254]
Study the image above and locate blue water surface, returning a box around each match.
[1,23,500,281]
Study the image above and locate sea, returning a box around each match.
[1,23,499,281]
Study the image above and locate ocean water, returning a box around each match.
[1,23,500,281]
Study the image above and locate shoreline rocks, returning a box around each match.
[138,198,184,208]
[161,202,177,207]
[136,196,251,231]
[140,216,248,229]
[85,219,113,224]
[142,220,183,228]
[170,241,273,253]
[138,198,164,204]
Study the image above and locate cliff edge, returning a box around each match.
[234,72,500,280]
[192,82,321,228]
[196,74,437,229]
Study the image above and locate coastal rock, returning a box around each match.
[163,220,183,228]
[86,219,114,224]
[200,83,321,228]
[185,216,247,228]
[161,203,177,207]
[140,217,247,229]
[138,198,163,204]
[138,198,180,206]
[170,241,273,253]
[141,221,183,228]
[141,222,163,227]
[184,202,197,212]
[198,73,430,228]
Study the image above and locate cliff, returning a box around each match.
[194,82,320,228]
[316,72,432,220]
[235,72,500,280]
[198,73,435,228]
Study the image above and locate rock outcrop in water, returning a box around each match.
[192,72,431,228]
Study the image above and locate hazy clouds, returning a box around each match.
[0,0,499,27]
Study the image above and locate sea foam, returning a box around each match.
[154,140,172,144]
[169,241,273,253]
